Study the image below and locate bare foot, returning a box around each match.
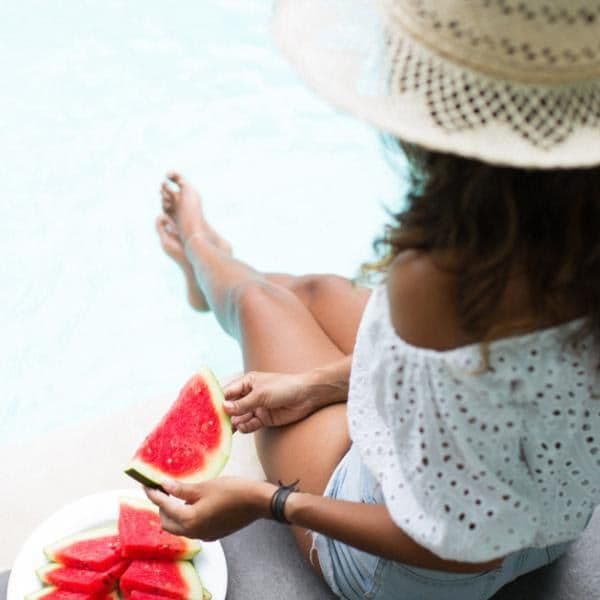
[157,172,231,311]
[160,172,231,252]
[156,214,210,310]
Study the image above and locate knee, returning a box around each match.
[230,279,290,327]
[287,274,340,307]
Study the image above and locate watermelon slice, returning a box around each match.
[129,589,211,600]
[119,497,201,560]
[125,367,231,488]
[120,561,203,600]
[36,560,129,594]
[128,592,173,600]
[44,526,122,571]
[25,589,119,600]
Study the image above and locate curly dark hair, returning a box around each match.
[372,138,600,346]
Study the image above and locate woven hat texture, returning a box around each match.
[273,0,600,167]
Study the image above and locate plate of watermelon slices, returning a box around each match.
[7,488,227,600]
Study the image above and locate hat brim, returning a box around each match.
[273,0,600,169]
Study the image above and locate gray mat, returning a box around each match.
[221,520,335,599]
[3,510,599,599]
[493,508,600,600]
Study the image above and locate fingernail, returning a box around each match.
[161,478,175,489]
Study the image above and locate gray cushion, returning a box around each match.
[493,508,600,600]
[222,520,335,599]
[0,572,7,600]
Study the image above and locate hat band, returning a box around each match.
[381,0,600,85]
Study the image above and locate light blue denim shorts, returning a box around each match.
[313,445,574,600]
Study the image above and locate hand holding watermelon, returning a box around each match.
[144,477,276,541]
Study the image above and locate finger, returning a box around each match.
[161,478,203,503]
[144,486,191,522]
[223,375,252,401]
[223,393,262,416]
[158,511,186,536]
[237,415,265,434]
[231,412,255,428]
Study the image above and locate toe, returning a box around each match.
[157,214,178,238]
[156,215,172,239]
[156,215,185,259]
[161,182,175,212]
[167,171,185,187]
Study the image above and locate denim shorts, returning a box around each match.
[313,445,574,600]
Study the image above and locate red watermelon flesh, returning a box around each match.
[36,560,129,594]
[119,497,201,560]
[129,592,173,600]
[129,590,212,600]
[120,560,203,600]
[125,367,231,488]
[44,526,122,571]
[25,589,119,600]
[25,586,119,600]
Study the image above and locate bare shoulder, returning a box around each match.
[386,250,472,351]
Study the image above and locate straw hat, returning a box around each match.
[272,0,600,168]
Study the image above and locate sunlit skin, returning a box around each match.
[156,175,231,311]
[149,172,510,574]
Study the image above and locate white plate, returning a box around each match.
[7,489,227,600]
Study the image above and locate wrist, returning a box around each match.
[301,366,349,408]
[282,489,307,525]
[298,369,324,410]
[251,480,278,520]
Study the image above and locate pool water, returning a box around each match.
[0,1,401,446]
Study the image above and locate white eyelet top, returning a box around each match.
[347,284,600,563]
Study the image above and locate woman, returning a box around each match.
[148,1,600,598]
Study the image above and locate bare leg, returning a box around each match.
[161,173,369,573]
[267,274,370,354]
[156,177,369,350]
[157,189,232,312]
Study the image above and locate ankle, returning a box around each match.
[184,231,212,260]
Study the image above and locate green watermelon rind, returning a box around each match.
[36,563,61,585]
[43,525,119,564]
[171,562,203,600]
[125,367,232,488]
[129,589,210,600]
[119,496,202,559]
[25,588,59,600]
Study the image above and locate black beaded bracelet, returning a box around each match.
[270,479,300,524]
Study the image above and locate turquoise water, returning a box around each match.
[0,1,399,446]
